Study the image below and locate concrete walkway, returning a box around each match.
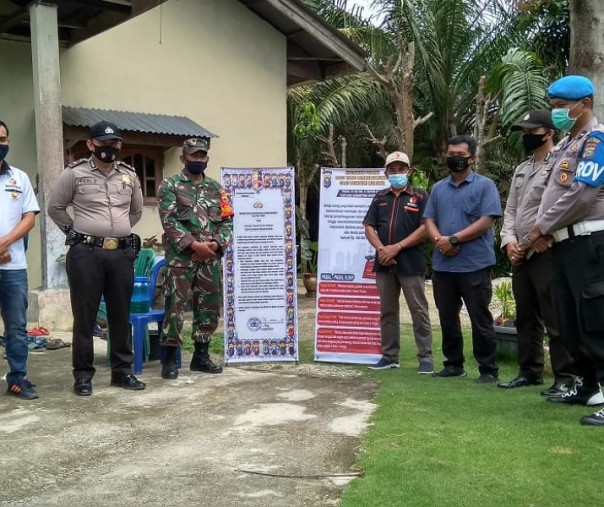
[0,338,377,507]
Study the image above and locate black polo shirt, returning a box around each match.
[363,185,428,275]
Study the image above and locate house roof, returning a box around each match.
[62,106,218,138]
[239,0,366,85]
[0,0,365,86]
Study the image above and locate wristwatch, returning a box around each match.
[449,235,460,246]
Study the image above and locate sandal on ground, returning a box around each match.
[45,338,71,350]
[27,326,50,337]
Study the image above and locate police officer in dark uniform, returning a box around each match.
[48,121,145,396]
[498,110,574,394]
[529,75,604,426]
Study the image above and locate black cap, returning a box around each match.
[510,109,555,131]
[89,121,123,141]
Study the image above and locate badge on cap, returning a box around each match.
[105,127,114,134]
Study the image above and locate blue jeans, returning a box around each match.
[0,269,29,383]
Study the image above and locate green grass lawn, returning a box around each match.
[182,323,602,506]
[339,326,604,507]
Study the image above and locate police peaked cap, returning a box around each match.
[511,109,555,131]
[89,121,123,141]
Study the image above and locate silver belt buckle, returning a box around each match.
[103,237,119,250]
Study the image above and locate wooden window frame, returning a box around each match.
[120,146,164,206]
[66,141,164,206]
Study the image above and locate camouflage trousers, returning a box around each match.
[161,263,221,346]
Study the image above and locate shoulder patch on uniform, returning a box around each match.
[220,188,234,218]
[575,131,604,187]
[116,160,137,172]
[67,158,88,168]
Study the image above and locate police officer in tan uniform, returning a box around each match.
[48,121,145,396]
[498,110,573,395]
[529,76,604,426]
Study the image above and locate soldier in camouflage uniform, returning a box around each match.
[157,137,233,379]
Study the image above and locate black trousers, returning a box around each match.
[66,243,136,379]
[512,251,573,383]
[551,231,604,387]
[432,268,498,375]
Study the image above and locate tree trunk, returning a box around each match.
[474,76,488,174]
[298,175,309,276]
[570,0,604,119]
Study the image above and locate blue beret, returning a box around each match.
[548,75,595,100]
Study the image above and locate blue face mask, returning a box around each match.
[388,174,408,189]
[186,160,207,175]
[0,144,9,161]
[551,103,582,131]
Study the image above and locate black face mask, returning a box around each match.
[446,156,471,173]
[522,133,547,152]
[93,145,120,163]
[186,161,207,175]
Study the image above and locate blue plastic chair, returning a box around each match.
[98,257,181,375]
[129,257,181,375]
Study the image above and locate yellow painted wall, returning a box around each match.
[2,0,287,288]
[0,39,43,288]
[60,0,288,242]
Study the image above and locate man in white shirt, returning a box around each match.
[0,120,40,400]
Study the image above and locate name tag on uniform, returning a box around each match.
[404,197,420,212]
[75,177,97,185]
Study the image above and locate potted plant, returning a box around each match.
[492,281,518,357]
[301,239,318,298]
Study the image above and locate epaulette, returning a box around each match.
[66,158,88,169]
[116,160,137,172]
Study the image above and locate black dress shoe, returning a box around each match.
[74,378,92,396]
[497,376,543,389]
[110,373,146,390]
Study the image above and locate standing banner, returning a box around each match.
[221,167,298,364]
[314,168,389,364]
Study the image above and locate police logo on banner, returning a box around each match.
[247,317,262,331]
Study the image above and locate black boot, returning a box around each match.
[161,346,179,379]
[190,342,223,374]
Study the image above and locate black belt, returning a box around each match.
[76,233,131,250]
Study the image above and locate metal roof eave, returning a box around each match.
[62,106,218,139]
